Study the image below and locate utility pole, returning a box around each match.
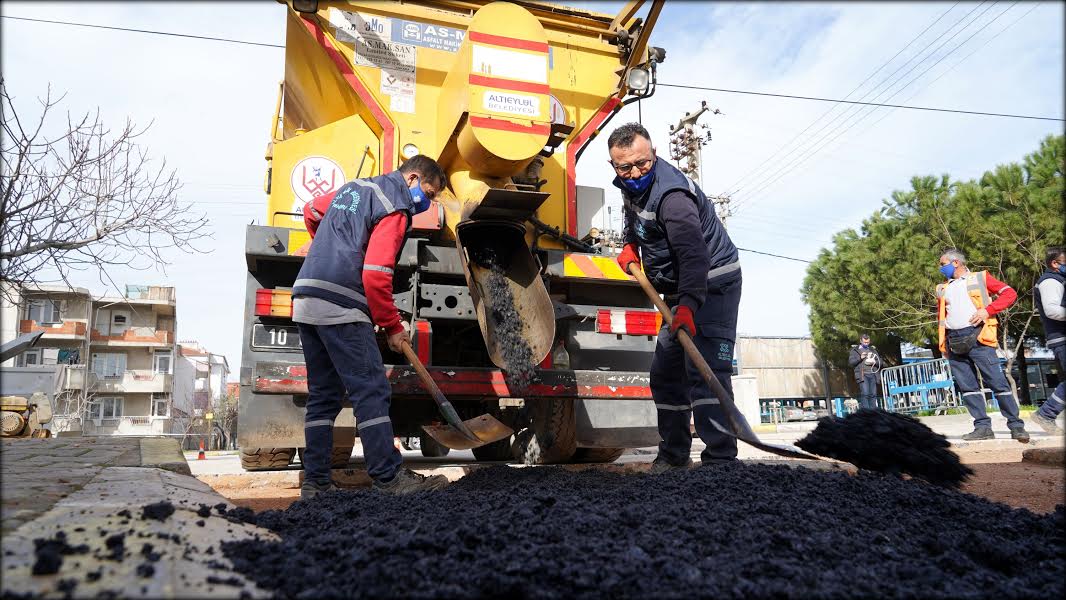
[668,101,728,226]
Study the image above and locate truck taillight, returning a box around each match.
[255,289,293,318]
[596,310,662,336]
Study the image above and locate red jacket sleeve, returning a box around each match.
[302,191,337,238]
[984,273,1017,316]
[363,212,409,336]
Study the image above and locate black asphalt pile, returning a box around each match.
[796,409,974,488]
[222,464,1064,599]
[480,250,535,391]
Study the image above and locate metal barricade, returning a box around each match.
[879,359,959,414]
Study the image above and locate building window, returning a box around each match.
[90,397,123,420]
[152,394,169,417]
[154,350,172,375]
[27,299,60,324]
[110,311,130,335]
[16,349,42,367]
[91,353,126,378]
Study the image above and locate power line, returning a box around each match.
[657,83,1061,123]
[0,15,285,48]
[720,1,963,199]
[859,2,1040,135]
[730,1,1013,211]
[736,248,812,263]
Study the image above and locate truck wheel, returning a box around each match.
[419,431,451,458]
[512,398,577,465]
[471,437,513,462]
[239,447,295,471]
[571,448,626,463]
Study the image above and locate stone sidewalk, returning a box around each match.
[0,437,272,598]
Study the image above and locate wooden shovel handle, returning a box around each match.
[400,340,477,440]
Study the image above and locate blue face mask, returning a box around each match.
[1058,264,1066,275]
[939,263,956,279]
[409,176,431,215]
[622,169,655,194]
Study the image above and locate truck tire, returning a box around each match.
[571,447,626,463]
[419,431,450,458]
[296,446,357,468]
[471,437,513,462]
[512,398,577,465]
[239,447,295,471]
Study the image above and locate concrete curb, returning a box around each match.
[140,438,191,476]
[1,466,276,599]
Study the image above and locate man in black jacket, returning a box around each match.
[610,123,742,473]
[848,334,882,409]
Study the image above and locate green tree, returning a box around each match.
[802,134,1065,401]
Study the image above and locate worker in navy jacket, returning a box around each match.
[610,123,742,474]
[294,155,449,498]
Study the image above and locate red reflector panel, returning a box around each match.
[596,310,661,336]
[254,289,293,318]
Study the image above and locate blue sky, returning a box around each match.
[2,1,1063,374]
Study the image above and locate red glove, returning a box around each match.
[669,305,695,338]
[617,243,640,273]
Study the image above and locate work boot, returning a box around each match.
[961,427,994,441]
[648,456,693,474]
[300,479,337,501]
[1030,412,1064,435]
[373,468,449,495]
[1009,425,1030,444]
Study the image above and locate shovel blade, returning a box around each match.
[706,417,824,461]
[421,414,514,450]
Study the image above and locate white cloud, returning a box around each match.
[2,1,1061,369]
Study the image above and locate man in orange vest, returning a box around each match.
[936,249,1029,442]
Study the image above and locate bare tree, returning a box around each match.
[0,79,208,301]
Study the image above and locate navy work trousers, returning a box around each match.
[946,326,1023,429]
[1036,344,1065,420]
[859,374,879,409]
[298,321,402,485]
[650,272,742,465]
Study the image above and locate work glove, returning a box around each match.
[669,305,696,339]
[617,243,641,273]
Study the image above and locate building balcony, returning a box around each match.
[89,370,172,394]
[82,416,172,436]
[90,329,173,347]
[19,319,88,340]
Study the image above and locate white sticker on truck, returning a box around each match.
[483,91,541,118]
[471,45,547,83]
[330,8,417,74]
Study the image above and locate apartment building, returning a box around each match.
[174,341,230,449]
[0,283,183,438]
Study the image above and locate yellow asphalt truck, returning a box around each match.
[239,0,669,469]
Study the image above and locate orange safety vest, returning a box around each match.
[935,270,999,354]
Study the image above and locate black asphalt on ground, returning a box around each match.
[222,463,1064,599]
[796,409,974,488]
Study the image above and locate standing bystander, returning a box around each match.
[1031,246,1065,434]
[848,334,882,409]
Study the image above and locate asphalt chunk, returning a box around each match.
[141,501,176,522]
[31,535,90,576]
[197,504,213,518]
[796,409,974,487]
[479,248,535,392]
[222,464,1063,599]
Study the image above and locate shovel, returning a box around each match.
[626,264,822,461]
[399,341,514,450]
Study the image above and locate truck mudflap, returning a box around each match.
[253,362,652,399]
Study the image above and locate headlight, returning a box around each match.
[291,0,319,14]
[626,68,650,93]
